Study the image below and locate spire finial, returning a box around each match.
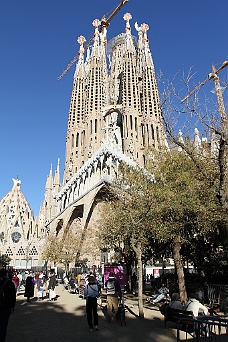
[77,35,86,62]
[12,178,21,190]
[123,13,132,34]
[92,19,101,47]
[57,158,60,172]
[141,23,149,49]
[49,164,53,177]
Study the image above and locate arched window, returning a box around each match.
[76,133,79,147]
[72,134,74,148]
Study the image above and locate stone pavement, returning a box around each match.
[6,284,182,342]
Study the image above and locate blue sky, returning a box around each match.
[0,0,227,217]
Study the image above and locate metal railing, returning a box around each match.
[207,284,228,306]
[177,316,228,341]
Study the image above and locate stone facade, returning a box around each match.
[0,12,166,269]
[43,14,166,267]
[63,14,165,184]
[0,179,43,269]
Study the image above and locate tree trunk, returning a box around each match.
[172,236,188,303]
[218,136,228,213]
[136,250,144,318]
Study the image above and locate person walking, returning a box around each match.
[24,272,35,302]
[96,272,103,296]
[11,272,19,294]
[16,272,22,293]
[105,272,122,322]
[84,275,99,332]
[0,268,16,342]
[36,272,45,300]
[48,270,56,301]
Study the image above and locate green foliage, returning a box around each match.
[98,164,157,259]
[42,230,80,268]
[149,151,223,244]
[0,254,11,266]
[98,149,226,273]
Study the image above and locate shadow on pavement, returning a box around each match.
[6,286,177,342]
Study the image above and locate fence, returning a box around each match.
[208,284,228,306]
[177,316,228,341]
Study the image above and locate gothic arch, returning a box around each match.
[75,183,114,263]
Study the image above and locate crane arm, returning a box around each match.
[101,0,129,28]
[180,77,209,103]
[213,60,228,74]
[180,60,228,103]
[58,0,129,80]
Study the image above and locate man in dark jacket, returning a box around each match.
[105,272,122,322]
[48,271,56,301]
[0,268,16,342]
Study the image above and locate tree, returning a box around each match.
[42,233,62,268]
[98,149,223,311]
[24,241,33,269]
[0,254,11,267]
[98,167,157,318]
[42,229,81,271]
[160,66,228,214]
[149,150,224,301]
[58,229,80,272]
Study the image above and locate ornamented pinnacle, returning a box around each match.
[77,35,86,60]
[141,23,149,47]
[12,178,21,190]
[92,19,101,46]
[123,13,132,34]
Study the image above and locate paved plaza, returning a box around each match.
[6,284,182,342]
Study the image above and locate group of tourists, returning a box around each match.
[2,266,226,340]
[63,271,103,296]
[22,270,57,302]
[0,267,123,340]
[63,269,122,331]
[0,268,58,341]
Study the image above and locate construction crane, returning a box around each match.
[180,60,228,122]
[57,0,129,80]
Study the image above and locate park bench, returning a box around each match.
[163,306,194,332]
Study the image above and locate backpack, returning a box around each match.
[0,279,8,308]
[106,279,115,295]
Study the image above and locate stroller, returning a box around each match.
[78,278,86,298]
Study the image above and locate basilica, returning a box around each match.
[0,5,203,270]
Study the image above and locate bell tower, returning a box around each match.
[63,12,165,184]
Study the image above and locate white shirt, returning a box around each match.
[184,298,208,317]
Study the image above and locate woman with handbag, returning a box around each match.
[84,275,99,332]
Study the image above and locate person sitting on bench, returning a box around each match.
[169,293,183,310]
[183,293,208,318]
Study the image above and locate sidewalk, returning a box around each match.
[6,284,180,342]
